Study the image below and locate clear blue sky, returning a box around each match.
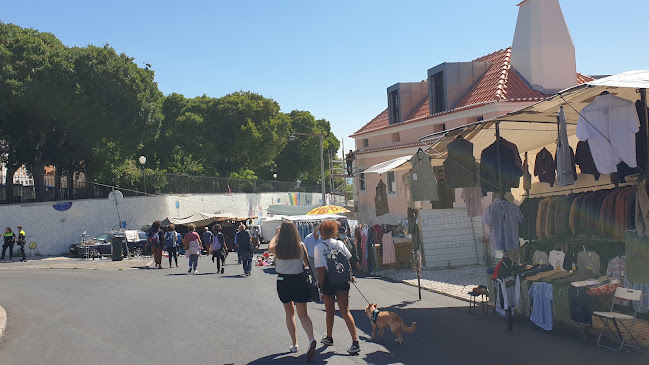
[3,0,648,157]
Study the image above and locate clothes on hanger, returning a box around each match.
[532,250,549,265]
[375,179,389,217]
[409,149,439,202]
[548,249,566,270]
[535,147,556,187]
[556,106,576,187]
[461,186,483,218]
[523,153,532,191]
[444,135,478,188]
[574,141,600,181]
[382,232,396,264]
[482,198,523,251]
[480,137,523,196]
[431,166,455,209]
[576,93,640,174]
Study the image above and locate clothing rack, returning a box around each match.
[526,178,641,197]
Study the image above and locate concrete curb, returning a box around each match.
[378,275,472,303]
[0,305,7,341]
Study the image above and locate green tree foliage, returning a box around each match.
[0,22,163,201]
[274,111,340,185]
[0,23,341,201]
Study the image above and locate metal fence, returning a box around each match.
[0,174,324,203]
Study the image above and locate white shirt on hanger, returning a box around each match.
[548,250,565,271]
[576,93,640,174]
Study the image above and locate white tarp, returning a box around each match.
[162,212,237,227]
[362,155,412,174]
[262,214,347,223]
[421,70,649,157]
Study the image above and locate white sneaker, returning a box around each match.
[289,345,298,353]
[193,269,198,274]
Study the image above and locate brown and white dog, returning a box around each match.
[365,303,416,344]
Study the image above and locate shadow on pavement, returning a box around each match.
[261,267,277,275]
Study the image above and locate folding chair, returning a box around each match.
[593,287,643,351]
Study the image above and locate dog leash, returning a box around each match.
[352,281,372,306]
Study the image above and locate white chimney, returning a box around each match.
[510,0,576,93]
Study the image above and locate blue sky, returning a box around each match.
[2,0,648,157]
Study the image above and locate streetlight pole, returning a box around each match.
[138,155,146,194]
[289,132,326,206]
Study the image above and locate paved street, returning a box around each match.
[0,250,647,365]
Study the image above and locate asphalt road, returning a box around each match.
[0,251,647,365]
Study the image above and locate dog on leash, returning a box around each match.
[365,303,416,344]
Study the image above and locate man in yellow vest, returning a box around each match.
[17,226,26,262]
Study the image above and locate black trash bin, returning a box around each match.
[110,233,125,261]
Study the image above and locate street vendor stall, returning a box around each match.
[415,70,649,336]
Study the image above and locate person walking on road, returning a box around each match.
[183,224,203,274]
[1,227,16,261]
[16,226,26,262]
[147,221,164,269]
[165,224,180,268]
[314,220,360,354]
[269,222,317,360]
[202,227,213,256]
[235,224,253,276]
[211,225,227,274]
[302,223,322,284]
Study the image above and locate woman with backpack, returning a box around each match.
[165,224,181,268]
[147,221,164,269]
[314,220,360,354]
[211,224,227,274]
[269,222,317,360]
[183,223,203,274]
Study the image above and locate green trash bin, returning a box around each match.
[110,234,125,261]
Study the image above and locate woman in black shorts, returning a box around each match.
[314,220,360,354]
[269,222,317,360]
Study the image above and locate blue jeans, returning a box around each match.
[240,251,253,274]
[188,254,199,270]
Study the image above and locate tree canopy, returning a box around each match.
[0,23,341,201]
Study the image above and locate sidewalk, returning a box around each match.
[378,265,486,301]
[0,256,154,271]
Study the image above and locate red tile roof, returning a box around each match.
[351,48,592,137]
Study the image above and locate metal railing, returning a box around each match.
[0,174,324,203]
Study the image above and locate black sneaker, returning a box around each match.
[347,341,360,354]
[320,336,333,346]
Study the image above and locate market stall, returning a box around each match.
[416,70,649,334]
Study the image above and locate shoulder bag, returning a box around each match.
[302,244,321,302]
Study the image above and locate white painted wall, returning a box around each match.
[0,192,322,256]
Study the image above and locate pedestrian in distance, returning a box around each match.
[315,220,360,354]
[183,223,203,274]
[165,224,181,268]
[16,226,27,262]
[235,224,254,276]
[1,227,16,261]
[202,226,213,256]
[147,221,165,269]
[211,224,227,274]
[269,222,317,360]
[302,223,322,284]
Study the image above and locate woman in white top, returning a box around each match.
[269,222,317,360]
[182,223,203,274]
[313,220,360,354]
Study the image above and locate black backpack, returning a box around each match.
[323,241,351,285]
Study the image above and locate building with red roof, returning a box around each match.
[350,0,593,223]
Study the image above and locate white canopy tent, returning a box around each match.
[420,70,649,160]
[362,155,413,174]
[162,212,253,227]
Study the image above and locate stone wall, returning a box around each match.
[0,192,322,256]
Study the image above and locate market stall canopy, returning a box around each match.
[421,70,649,158]
[263,214,347,223]
[162,212,238,227]
[306,205,351,215]
[362,156,412,174]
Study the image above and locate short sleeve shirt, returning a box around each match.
[303,233,322,257]
[313,239,352,270]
